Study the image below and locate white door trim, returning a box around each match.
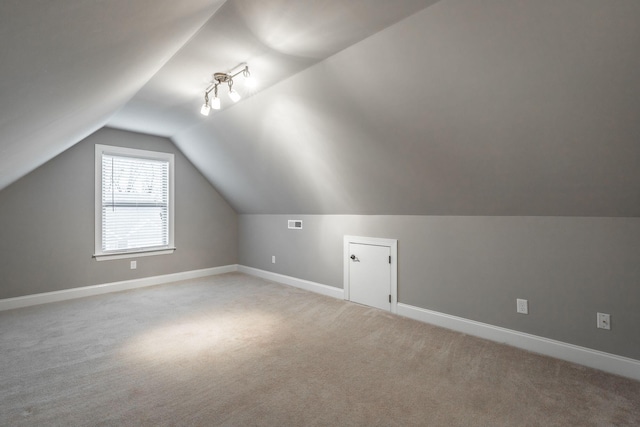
[344,235,398,314]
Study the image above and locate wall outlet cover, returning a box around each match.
[597,312,611,330]
[516,298,528,314]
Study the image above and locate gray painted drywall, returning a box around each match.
[239,214,640,360]
[0,128,237,299]
[175,0,640,216]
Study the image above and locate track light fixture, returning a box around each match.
[200,64,253,115]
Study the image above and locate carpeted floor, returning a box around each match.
[1,272,639,426]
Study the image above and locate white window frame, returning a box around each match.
[94,144,175,261]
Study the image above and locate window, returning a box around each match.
[94,145,175,260]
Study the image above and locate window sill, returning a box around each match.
[93,247,176,261]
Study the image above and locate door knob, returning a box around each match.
[350,254,356,260]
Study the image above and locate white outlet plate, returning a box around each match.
[597,312,611,330]
[271,255,276,264]
[516,298,528,314]
[130,260,137,270]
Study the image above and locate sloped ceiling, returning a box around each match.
[0,0,226,190]
[173,0,640,216]
[2,0,640,216]
[107,0,438,137]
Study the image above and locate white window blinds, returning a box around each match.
[95,145,174,260]
[101,154,169,252]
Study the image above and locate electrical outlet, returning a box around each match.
[271,255,276,264]
[516,298,528,314]
[597,312,611,330]
[130,260,137,270]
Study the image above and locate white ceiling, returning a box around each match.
[0,0,436,191]
[0,0,227,190]
[107,0,438,136]
[2,0,640,216]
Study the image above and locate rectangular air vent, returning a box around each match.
[288,220,303,230]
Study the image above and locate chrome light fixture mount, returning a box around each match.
[200,64,252,115]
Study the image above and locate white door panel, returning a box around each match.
[348,243,391,311]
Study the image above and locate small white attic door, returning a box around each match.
[343,236,398,313]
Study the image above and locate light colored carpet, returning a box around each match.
[1,272,638,426]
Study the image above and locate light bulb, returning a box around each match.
[228,89,241,103]
[244,76,257,89]
[200,103,211,116]
[212,96,221,110]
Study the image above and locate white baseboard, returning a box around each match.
[238,265,344,300]
[4,265,638,381]
[397,303,640,381]
[0,265,239,312]
[235,267,639,381]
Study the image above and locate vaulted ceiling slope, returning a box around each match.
[0,0,226,190]
[0,0,437,193]
[107,0,437,137]
[174,0,640,216]
[3,1,640,217]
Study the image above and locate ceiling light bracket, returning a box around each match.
[201,64,252,115]
[213,72,233,84]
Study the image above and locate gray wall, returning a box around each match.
[0,127,237,299]
[239,214,640,360]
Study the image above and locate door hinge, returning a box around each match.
[389,294,391,303]
[389,256,391,264]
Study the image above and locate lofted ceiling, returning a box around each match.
[108,0,438,137]
[2,0,640,216]
[0,0,227,190]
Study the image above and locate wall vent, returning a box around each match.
[288,220,303,230]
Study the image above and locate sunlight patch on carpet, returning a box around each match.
[120,311,283,363]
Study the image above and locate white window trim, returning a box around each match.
[94,144,175,261]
